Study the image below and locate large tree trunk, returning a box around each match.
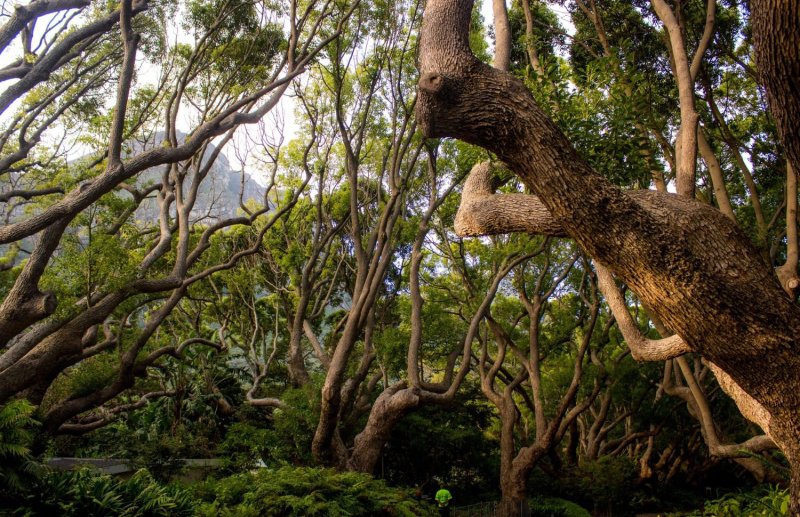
[498,472,528,517]
[347,385,420,473]
[416,0,800,511]
[497,400,528,517]
[793,464,800,517]
[312,311,369,464]
[752,0,800,175]
[0,292,124,403]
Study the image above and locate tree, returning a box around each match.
[416,0,800,513]
[472,235,604,514]
[0,0,357,431]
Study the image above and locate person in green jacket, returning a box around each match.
[435,486,452,516]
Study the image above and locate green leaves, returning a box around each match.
[681,486,791,517]
[11,468,196,516]
[194,466,439,516]
[0,400,42,495]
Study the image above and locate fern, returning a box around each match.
[194,466,439,516]
[0,399,43,495]
[10,468,194,516]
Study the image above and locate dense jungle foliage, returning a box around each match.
[0,0,796,513]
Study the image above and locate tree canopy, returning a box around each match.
[0,0,798,514]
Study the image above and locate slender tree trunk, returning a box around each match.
[520,0,544,76]
[287,294,311,386]
[777,162,799,297]
[566,420,579,466]
[492,0,511,71]
[697,130,735,220]
[651,0,699,198]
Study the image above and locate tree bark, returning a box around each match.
[793,463,800,517]
[777,162,799,298]
[0,219,68,345]
[417,0,800,509]
[496,400,533,517]
[348,384,419,472]
[498,470,528,517]
[651,0,700,198]
[752,0,800,175]
[491,0,511,71]
[0,292,125,402]
[287,294,312,386]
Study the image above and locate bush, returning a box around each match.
[218,422,271,473]
[530,497,591,517]
[528,456,638,515]
[530,501,567,517]
[7,468,195,516]
[0,400,42,495]
[677,485,790,516]
[194,466,439,516]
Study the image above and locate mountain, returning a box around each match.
[127,131,265,224]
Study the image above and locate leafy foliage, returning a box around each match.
[8,468,195,516]
[676,486,790,517]
[193,466,438,516]
[217,422,271,473]
[529,456,639,515]
[0,400,42,494]
[382,385,500,504]
[530,497,591,517]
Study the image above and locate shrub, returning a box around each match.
[678,485,790,516]
[194,466,439,516]
[8,468,195,516]
[0,400,42,495]
[530,497,591,517]
[529,456,637,514]
[218,422,271,473]
[530,500,567,517]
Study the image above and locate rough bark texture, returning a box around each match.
[347,384,419,472]
[455,162,565,237]
[0,220,68,345]
[417,0,800,509]
[794,464,800,517]
[0,293,124,402]
[497,408,533,517]
[752,0,800,174]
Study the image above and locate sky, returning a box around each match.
[0,0,581,188]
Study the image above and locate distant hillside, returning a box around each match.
[128,131,264,224]
[0,133,264,265]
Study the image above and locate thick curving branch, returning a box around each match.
[594,262,690,361]
[455,176,777,455]
[417,0,800,486]
[0,0,90,53]
[0,187,64,203]
[57,390,175,435]
[454,162,565,238]
[0,1,149,117]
